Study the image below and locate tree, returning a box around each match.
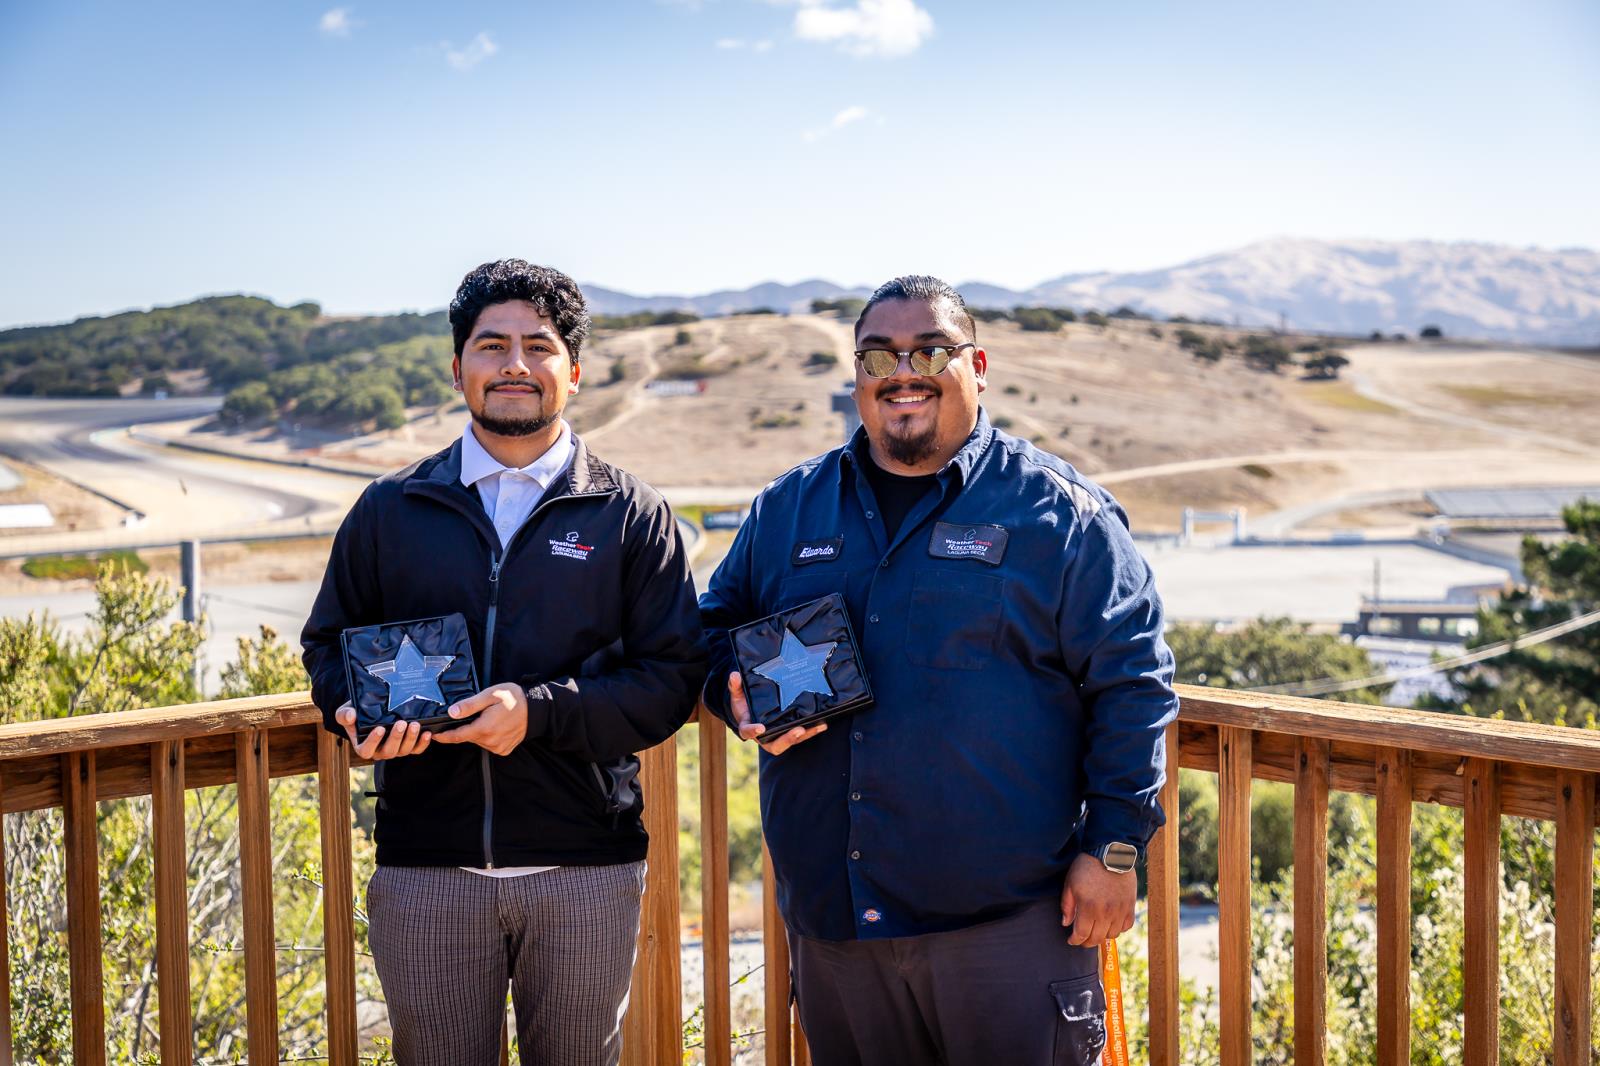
[1440,500,1600,726]
[220,381,275,425]
[1420,324,1443,339]
[1303,351,1350,380]
[1013,307,1065,332]
[1242,335,1292,374]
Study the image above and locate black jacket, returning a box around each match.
[301,434,707,868]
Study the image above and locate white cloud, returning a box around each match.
[792,0,932,57]
[443,32,498,71]
[803,104,870,142]
[319,7,358,37]
[715,37,745,48]
[753,38,774,52]
[716,36,775,51]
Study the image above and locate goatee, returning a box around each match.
[882,422,939,466]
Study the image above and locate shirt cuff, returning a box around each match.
[523,683,552,738]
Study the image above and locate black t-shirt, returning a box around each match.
[861,452,939,542]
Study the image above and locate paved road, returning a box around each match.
[0,397,366,556]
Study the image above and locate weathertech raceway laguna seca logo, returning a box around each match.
[550,531,594,561]
[927,521,1009,565]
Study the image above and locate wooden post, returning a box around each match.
[622,738,682,1066]
[697,710,733,1066]
[762,838,793,1066]
[1375,748,1413,1066]
[1146,721,1181,1066]
[152,740,193,1066]
[317,730,357,1066]
[1217,726,1253,1066]
[1462,758,1500,1066]
[1552,770,1595,1066]
[0,771,13,1066]
[236,728,279,1064]
[63,751,106,1066]
[1293,737,1329,1066]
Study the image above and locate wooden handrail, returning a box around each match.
[0,689,1592,1064]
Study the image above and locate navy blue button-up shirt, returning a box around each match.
[699,410,1177,941]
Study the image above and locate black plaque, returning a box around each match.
[731,593,872,739]
[340,613,480,742]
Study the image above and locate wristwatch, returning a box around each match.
[1092,841,1139,874]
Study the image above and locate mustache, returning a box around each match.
[487,382,542,394]
[876,381,939,400]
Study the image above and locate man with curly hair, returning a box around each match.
[302,259,706,1065]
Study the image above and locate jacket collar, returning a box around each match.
[839,406,995,489]
[407,431,618,502]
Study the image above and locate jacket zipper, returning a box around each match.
[479,550,503,868]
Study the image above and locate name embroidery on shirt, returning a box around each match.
[550,530,594,561]
[927,522,1009,566]
[791,536,844,565]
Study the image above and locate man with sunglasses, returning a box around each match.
[699,276,1177,1064]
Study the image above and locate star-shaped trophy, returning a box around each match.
[731,592,873,739]
[366,635,455,713]
[752,629,838,711]
[341,613,479,742]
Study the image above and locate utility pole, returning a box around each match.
[181,540,203,692]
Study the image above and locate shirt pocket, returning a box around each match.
[777,570,849,611]
[904,569,1004,671]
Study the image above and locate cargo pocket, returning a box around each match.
[904,570,1004,670]
[1050,973,1107,1065]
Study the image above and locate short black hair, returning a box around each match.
[449,259,592,363]
[854,275,977,345]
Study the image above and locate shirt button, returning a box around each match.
[850,850,862,860]
[869,614,880,623]
[852,731,864,741]
[879,559,889,568]
[865,510,875,519]
[850,791,861,801]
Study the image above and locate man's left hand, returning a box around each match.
[431,684,529,756]
[1060,852,1137,946]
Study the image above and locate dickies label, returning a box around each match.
[792,536,844,565]
[928,522,1008,566]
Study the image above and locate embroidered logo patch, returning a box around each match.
[862,908,883,924]
[927,522,1008,566]
[791,536,844,565]
[550,531,594,561]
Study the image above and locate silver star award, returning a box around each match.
[752,628,837,711]
[365,634,455,713]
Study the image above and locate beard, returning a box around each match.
[471,387,554,437]
[880,415,940,466]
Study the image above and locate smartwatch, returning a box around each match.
[1092,841,1139,874]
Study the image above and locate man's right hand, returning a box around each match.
[727,671,827,755]
[334,702,433,761]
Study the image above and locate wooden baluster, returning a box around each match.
[1293,737,1329,1066]
[623,737,682,1066]
[0,771,14,1066]
[152,740,193,1066]
[63,751,106,1066]
[762,838,793,1066]
[1217,726,1253,1066]
[1375,748,1413,1066]
[1552,770,1595,1065]
[317,730,357,1066]
[1462,758,1500,1066]
[792,1000,810,1066]
[236,728,279,1064]
[1147,721,1181,1066]
[697,709,733,1066]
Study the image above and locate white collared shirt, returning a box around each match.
[459,419,576,550]
[456,419,574,878]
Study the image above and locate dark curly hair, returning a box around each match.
[449,259,592,363]
[854,274,976,345]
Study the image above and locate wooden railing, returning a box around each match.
[0,685,1594,1064]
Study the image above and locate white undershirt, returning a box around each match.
[456,420,575,878]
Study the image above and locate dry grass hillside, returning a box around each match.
[158,313,1600,533]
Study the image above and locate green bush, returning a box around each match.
[22,550,147,581]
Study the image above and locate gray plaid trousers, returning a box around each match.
[366,862,647,1066]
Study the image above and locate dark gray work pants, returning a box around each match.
[790,899,1108,1066]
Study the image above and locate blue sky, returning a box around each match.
[2,0,1597,327]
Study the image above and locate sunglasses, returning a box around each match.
[853,342,975,379]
